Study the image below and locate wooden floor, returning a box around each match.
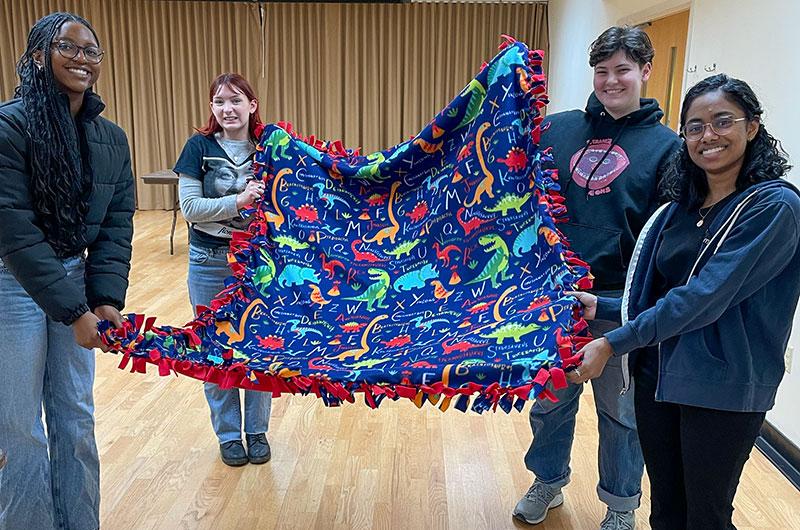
[96,211,800,529]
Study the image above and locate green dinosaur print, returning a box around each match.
[485,192,532,216]
[454,79,487,131]
[385,238,422,258]
[343,268,391,311]
[264,128,292,160]
[355,152,387,182]
[253,248,277,292]
[480,322,541,344]
[465,234,511,288]
[273,235,309,251]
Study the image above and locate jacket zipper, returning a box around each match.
[627,189,761,395]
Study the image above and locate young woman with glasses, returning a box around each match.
[569,74,800,529]
[0,12,134,530]
[174,73,272,467]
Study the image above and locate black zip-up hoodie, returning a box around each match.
[0,93,134,324]
[540,93,681,291]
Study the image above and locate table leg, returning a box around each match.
[170,184,178,255]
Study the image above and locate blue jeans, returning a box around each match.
[525,319,644,512]
[187,244,271,444]
[0,256,99,530]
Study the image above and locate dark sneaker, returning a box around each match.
[512,480,564,525]
[245,433,271,464]
[600,509,635,530]
[219,440,248,467]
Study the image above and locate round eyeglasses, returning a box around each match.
[681,116,747,141]
[51,40,105,64]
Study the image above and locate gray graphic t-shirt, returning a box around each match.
[174,133,256,247]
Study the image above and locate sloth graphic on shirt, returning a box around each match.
[199,156,254,237]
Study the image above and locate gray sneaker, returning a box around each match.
[512,480,564,525]
[600,509,635,530]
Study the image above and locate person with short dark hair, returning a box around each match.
[572,74,800,530]
[513,26,681,529]
[0,11,134,529]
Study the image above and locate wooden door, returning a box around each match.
[642,10,690,131]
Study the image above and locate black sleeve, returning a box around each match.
[0,113,89,324]
[84,130,135,311]
[656,135,683,203]
[173,134,205,179]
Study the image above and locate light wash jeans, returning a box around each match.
[0,256,99,530]
[524,318,644,512]
[187,244,271,444]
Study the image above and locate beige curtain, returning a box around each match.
[0,1,547,209]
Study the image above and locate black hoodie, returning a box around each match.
[540,93,681,291]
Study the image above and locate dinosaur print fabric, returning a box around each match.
[103,40,592,413]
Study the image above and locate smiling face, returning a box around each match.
[47,21,101,100]
[210,84,257,140]
[683,90,759,183]
[592,50,651,119]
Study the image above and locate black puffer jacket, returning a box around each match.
[0,92,134,324]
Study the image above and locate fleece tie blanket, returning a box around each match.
[103,39,592,413]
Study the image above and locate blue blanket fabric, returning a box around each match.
[104,39,592,413]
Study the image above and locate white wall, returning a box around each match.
[545,0,608,113]
[549,0,800,447]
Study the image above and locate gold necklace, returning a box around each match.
[696,201,719,227]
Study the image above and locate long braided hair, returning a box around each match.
[14,12,98,256]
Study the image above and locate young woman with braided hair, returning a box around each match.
[0,12,134,529]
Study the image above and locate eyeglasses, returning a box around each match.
[51,40,105,64]
[681,116,747,141]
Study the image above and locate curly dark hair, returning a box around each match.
[14,12,98,257]
[589,26,654,67]
[661,74,792,208]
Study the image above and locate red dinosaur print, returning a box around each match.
[457,141,474,162]
[406,200,429,223]
[381,335,412,348]
[467,301,491,314]
[497,147,528,172]
[409,360,437,368]
[340,321,368,333]
[441,338,486,355]
[258,335,284,350]
[289,204,320,223]
[320,252,346,279]
[432,242,461,268]
[457,207,492,236]
[351,239,385,263]
[520,295,551,313]
[366,193,388,206]
[308,357,334,371]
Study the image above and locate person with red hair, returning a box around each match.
[174,73,272,466]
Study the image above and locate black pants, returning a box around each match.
[634,379,765,530]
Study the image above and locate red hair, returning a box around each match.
[195,73,263,141]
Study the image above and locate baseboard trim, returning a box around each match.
[755,421,800,491]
